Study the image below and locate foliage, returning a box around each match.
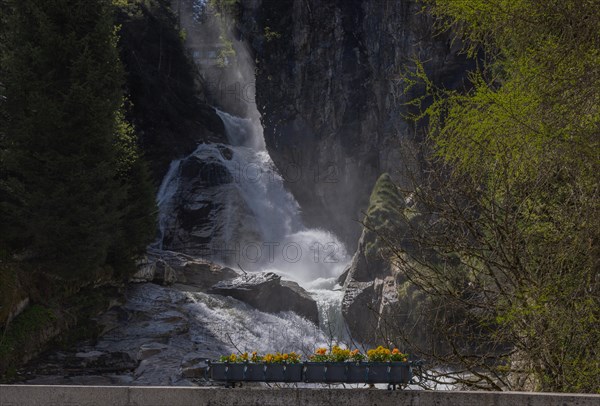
[366,346,408,363]
[263,27,281,42]
[217,347,409,363]
[113,0,211,179]
[208,0,239,18]
[0,0,155,279]
[384,0,600,392]
[219,351,301,364]
[0,263,25,327]
[0,304,56,375]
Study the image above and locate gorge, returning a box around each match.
[2,0,597,394]
[6,0,466,385]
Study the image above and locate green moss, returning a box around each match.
[0,304,57,377]
[363,173,404,257]
[0,264,27,327]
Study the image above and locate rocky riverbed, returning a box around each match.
[16,252,337,386]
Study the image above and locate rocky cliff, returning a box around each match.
[238,0,471,248]
[341,173,444,349]
[340,173,404,344]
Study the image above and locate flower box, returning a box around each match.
[360,362,412,384]
[265,363,303,382]
[346,362,368,383]
[208,362,262,382]
[208,362,304,383]
[303,362,348,383]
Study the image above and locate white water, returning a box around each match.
[155,159,182,250]
[154,107,350,345]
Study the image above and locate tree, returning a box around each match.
[0,0,155,280]
[377,0,599,392]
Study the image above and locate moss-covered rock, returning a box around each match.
[342,173,405,343]
[0,304,60,379]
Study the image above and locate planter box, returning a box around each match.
[209,361,413,384]
[359,362,412,384]
[303,362,348,383]
[208,362,303,383]
[264,363,302,382]
[346,362,368,383]
[304,362,412,384]
[242,363,266,381]
[208,362,262,382]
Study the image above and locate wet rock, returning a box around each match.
[157,145,263,258]
[239,0,471,248]
[146,249,240,290]
[137,343,169,361]
[341,174,405,344]
[209,272,319,324]
[181,358,208,379]
[132,258,176,285]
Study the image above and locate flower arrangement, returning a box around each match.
[217,346,408,364]
[309,346,365,362]
[263,351,301,364]
[367,346,408,362]
[218,351,300,363]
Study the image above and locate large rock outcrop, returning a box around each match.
[342,173,440,349]
[341,173,416,344]
[209,272,319,324]
[238,0,472,248]
[342,174,428,344]
[156,144,264,260]
[133,249,240,290]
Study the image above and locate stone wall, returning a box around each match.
[1,386,599,406]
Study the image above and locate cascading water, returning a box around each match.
[151,2,352,348]
[154,107,351,343]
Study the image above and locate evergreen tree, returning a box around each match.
[1,0,155,278]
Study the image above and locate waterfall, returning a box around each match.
[155,159,182,250]
[154,108,350,342]
[152,4,351,344]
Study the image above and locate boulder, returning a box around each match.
[131,258,176,286]
[180,355,208,379]
[137,343,169,361]
[144,249,240,290]
[175,260,238,290]
[209,272,319,324]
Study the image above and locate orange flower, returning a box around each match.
[392,348,400,354]
[316,348,327,355]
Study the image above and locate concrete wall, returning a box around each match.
[1,386,599,406]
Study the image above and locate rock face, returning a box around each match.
[20,282,328,386]
[157,144,251,257]
[209,272,319,324]
[132,258,177,286]
[133,249,240,290]
[341,174,406,344]
[239,0,472,247]
[115,2,228,182]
